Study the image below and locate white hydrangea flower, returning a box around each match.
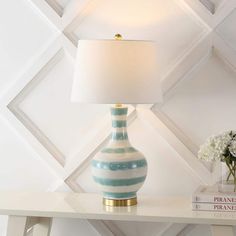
[214,131,232,153]
[198,131,232,162]
[229,139,236,157]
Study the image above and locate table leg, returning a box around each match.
[32,217,52,236]
[7,216,52,236]
[7,216,29,236]
[211,225,234,236]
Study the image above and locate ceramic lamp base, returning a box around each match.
[103,197,137,206]
[92,105,147,207]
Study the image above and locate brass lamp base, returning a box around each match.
[103,197,137,207]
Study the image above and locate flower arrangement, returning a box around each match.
[198,131,236,191]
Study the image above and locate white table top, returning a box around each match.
[0,192,235,225]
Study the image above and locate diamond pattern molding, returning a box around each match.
[1,0,236,235]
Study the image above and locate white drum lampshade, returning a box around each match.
[71,35,162,207]
[71,38,162,104]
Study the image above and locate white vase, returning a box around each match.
[91,106,147,206]
[218,161,236,193]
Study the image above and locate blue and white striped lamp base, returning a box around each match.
[91,106,147,206]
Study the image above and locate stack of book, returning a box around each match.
[192,185,236,212]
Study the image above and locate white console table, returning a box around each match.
[0,192,235,236]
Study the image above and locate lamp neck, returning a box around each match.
[110,106,129,143]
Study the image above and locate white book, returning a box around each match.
[192,185,236,204]
[192,202,236,212]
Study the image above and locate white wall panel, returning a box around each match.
[0,116,58,191]
[157,54,236,147]
[0,0,58,93]
[112,221,169,236]
[216,9,236,50]
[50,218,100,236]
[18,49,109,163]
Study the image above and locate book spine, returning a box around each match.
[192,195,236,204]
[192,203,236,212]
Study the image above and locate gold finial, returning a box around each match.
[115,103,122,108]
[114,34,123,40]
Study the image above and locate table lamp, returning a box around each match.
[71,34,162,206]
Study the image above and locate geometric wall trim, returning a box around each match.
[199,0,215,14]
[8,49,66,166]
[45,0,64,17]
[1,0,236,235]
[185,0,236,28]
